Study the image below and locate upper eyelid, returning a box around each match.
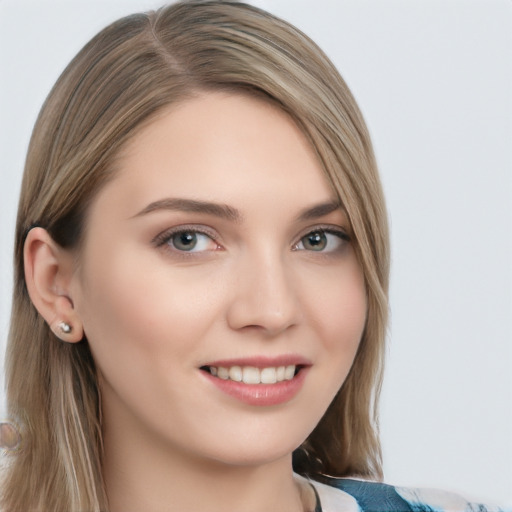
[152,224,220,247]
[295,224,351,241]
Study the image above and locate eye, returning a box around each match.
[155,228,220,253]
[294,229,349,253]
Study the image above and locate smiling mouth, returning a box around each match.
[200,365,303,385]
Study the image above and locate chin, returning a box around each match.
[197,431,304,470]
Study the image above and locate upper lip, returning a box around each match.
[201,355,312,368]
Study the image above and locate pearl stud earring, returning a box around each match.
[58,321,72,335]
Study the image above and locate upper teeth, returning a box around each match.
[209,365,296,384]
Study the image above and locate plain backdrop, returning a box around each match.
[0,0,511,506]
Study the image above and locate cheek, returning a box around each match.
[301,255,367,408]
[327,281,367,354]
[305,257,367,353]
[73,245,226,369]
[71,247,234,436]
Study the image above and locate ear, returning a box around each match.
[24,227,84,343]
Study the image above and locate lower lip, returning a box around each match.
[201,368,309,406]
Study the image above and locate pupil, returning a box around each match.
[173,232,197,251]
[305,232,327,251]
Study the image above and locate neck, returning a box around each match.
[102,421,313,512]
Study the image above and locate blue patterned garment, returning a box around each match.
[300,475,509,512]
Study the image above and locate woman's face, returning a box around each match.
[70,92,367,467]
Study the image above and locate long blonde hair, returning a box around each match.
[3,1,389,510]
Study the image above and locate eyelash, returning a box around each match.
[292,227,351,253]
[152,225,221,253]
[152,225,351,255]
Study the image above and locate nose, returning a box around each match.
[226,249,300,337]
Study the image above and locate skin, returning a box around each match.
[26,92,367,512]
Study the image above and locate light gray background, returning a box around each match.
[0,0,511,505]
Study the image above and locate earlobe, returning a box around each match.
[24,227,84,343]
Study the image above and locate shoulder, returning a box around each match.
[309,477,507,512]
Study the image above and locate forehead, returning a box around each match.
[92,91,337,220]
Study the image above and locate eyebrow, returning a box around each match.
[297,201,343,221]
[133,198,241,222]
[133,197,343,222]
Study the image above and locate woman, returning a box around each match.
[0,1,505,511]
